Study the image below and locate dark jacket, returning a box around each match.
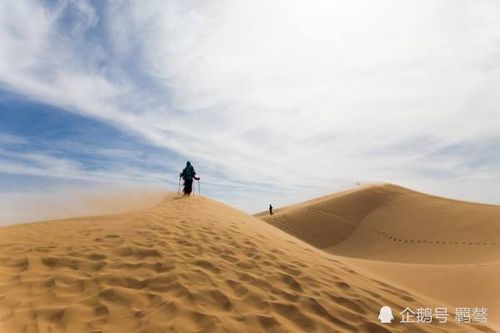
[180,162,196,180]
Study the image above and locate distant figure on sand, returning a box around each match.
[269,204,273,215]
[180,161,200,196]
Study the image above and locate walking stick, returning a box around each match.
[178,176,181,196]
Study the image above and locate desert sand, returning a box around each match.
[0,192,495,332]
[260,183,500,330]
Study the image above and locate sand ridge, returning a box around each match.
[259,183,500,329]
[0,194,493,332]
[259,183,500,264]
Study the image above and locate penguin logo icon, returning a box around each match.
[378,306,394,323]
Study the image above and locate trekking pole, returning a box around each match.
[178,176,181,196]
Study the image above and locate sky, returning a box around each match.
[1,0,500,223]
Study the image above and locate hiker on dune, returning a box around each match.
[180,161,199,196]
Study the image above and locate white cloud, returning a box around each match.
[0,148,171,186]
[1,0,500,211]
[0,133,27,145]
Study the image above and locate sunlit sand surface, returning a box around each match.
[0,187,496,332]
[260,183,500,330]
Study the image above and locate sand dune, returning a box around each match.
[0,194,493,332]
[345,258,500,331]
[259,183,500,329]
[259,183,500,263]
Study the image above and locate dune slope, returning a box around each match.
[258,184,500,328]
[0,194,491,333]
[345,257,500,331]
[259,184,500,264]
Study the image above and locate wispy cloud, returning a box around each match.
[0,147,169,186]
[1,0,500,217]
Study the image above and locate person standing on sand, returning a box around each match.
[269,204,273,215]
[180,161,200,196]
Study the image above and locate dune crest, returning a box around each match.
[0,194,492,332]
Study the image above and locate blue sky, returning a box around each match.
[1,1,500,223]
[0,90,176,187]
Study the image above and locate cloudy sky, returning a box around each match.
[1,0,500,223]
